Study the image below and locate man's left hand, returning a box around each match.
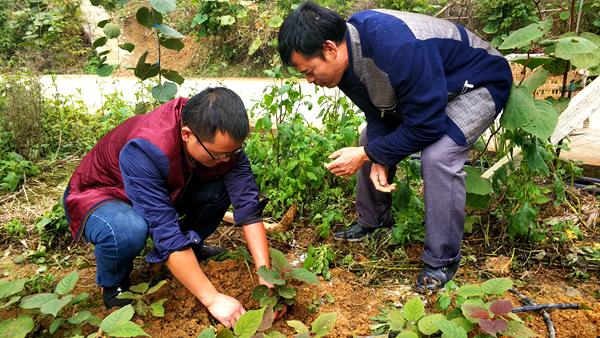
[324,146,369,177]
[370,163,397,192]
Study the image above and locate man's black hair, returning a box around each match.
[278,1,346,66]
[182,87,249,142]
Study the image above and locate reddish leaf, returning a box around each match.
[479,318,508,335]
[464,305,489,319]
[490,299,513,316]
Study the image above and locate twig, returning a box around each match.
[510,288,556,338]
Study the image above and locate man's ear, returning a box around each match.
[323,40,338,58]
[181,126,193,142]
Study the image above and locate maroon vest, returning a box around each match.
[66,98,234,239]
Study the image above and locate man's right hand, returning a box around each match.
[205,292,246,328]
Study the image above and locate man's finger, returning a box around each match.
[328,149,342,159]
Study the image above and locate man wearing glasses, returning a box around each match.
[64,87,272,328]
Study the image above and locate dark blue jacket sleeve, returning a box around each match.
[119,139,201,263]
[366,40,448,166]
[224,152,266,225]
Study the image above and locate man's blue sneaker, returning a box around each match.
[415,260,460,293]
[333,222,388,242]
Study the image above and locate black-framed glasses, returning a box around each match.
[186,125,244,160]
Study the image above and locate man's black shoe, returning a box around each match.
[103,286,132,309]
[192,244,227,261]
[333,222,387,242]
[415,260,460,293]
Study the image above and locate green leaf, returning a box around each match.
[0,279,27,299]
[268,15,284,28]
[388,308,405,331]
[451,317,474,332]
[248,37,262,55]
[136,7,163,27]
[108,321,150,337]
[482,20,499,34]
[158,24,184,39]
[20,293,57,309]
[97,19,110,28]
[499,19,552,50]
[149,0,176,14]
[56,271,79,295]
[130,282,149,294]
[151,82,178,102]
[117,291,141,299]
[41,294,72,316]
[289,268,320,284]
[500,86,537,130]
[286,320,309,334]
[396,332,419,338]
[252,285,269,300]
[103,23,121,39]
[233,307,265,338]
[311,312,336,338]
[147,280,168,294]
[504,320,536,337]
[269,248,291,271]
[93,36,108,48]
[0,316,34,338]
[96,64,115,77]
[0,296,21,309]
[555,36,598,59]
[119,43,135,52]
[434,319,468,338]
[161,69,185,85]
[160,38,184,51]
[521,68,549,93]
[418,314,445,335]
[277,285,296,299]
[68,310,92,325]
[150,299,166,317]
[220,15,235,26]
[216,328,234,338]
[403,297,425,322]
[465,166,492,195]
[50,318,66,334]
[197,327,216,338]
[100,304,135,332]
[481,278,513,295]
[264,331,286,338]
[257,266,285,285]
[559,11,570,20]
[457,284,484,298]
[523,100,557,140]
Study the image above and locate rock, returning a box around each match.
[565,286,582,298]
[483,255,512,276]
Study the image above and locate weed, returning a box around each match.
[303,244,335,281]
[117,280,169,317]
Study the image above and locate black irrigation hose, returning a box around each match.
[512,303,582,313]
[510,288,556,338]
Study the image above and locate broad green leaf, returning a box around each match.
[500,86,537,130]
[504,320,536,337]
[554,36,598,60]
[559,11,570,20]
[0,296,20,309]
[136,7,163,27]
[68,311,92,325]
[220,15,235,26]
[100,304,135,332]
[0,278,27,299]
[130,282,149,294]
[481,278,512,295]
[311,312,336,338]
[93,36,108,48]
[103,23,121,39]
[509,202,537,237]
[233,307,265,338]
[119,43,135,52]
[161,69,185,85]
[117,291,142,299]
[98,19,110,28]
[257,266,285,285]
[510,56,555,69]
[521,68,549,93]
[149,0,176,14]
[418,314,445,335]
[264,331,286,338]
[150,299,166,317]
[277,285,296,299]
[523,100,557,140]
[248,37,262,55]
[499,19,552,50]
[482,20,499,34]
[451,317,474,332]
[397,331,419,338]
[108,321,150,337]
[403,297,425,322]
[158,24,184,39]
[87,315,102,327]
[268,15,284,28]
[388,308,405,331]
[252,285,269,300]
[286,320,309,334]
[289,268,320,284]
[50,318,66,334]
[56,271,79,295]
[41,294,72,316]
[197,327,216,338]
[96,64,114,77]
[147,280,168,294]
[160,38,184,51]
[434,319,468,338]
[0,316,34,338]
[20,293,57,309]
[215,328,234,338]
[457,284,484,298]
[151,82,178,102]
[270,248,291,271]
[465,166,492,195]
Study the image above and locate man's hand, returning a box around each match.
[204,292,246,328]
[324,146,369,177]
[370,163,397,192]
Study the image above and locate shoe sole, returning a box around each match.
[333,235,368,242]
[333,228,391,242]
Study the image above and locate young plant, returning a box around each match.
[90,304,149,338]
[303,244,335,281]
[253,248,319,312]
[286,312,337,338]
[117,280,168,317]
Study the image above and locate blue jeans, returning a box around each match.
[76,179,230,288]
